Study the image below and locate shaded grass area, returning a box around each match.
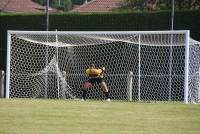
[0,99,200,134]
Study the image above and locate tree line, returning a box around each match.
[122,0,200,10]
[32,0,72,11]
[32,0,93,11]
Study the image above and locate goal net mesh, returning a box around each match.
[7,31,200,103]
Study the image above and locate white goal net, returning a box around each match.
[6,30,200,103]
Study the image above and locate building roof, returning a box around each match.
[0,0,48,13]
[73,0,123,12]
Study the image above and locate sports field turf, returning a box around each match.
[0,99,200,134]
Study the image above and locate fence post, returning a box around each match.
[198,69,200,103]
[62,71,67,99]
[127,71,133,101]
[0,70,5,98]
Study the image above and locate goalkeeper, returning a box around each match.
[82,64,111,101]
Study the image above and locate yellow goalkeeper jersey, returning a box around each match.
[85,68,103,77]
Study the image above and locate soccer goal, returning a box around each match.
[6,30,200,103]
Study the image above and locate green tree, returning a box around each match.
[32,0,45,5]
[122,0,159,10]
[33,0,73,11]
[52,0,72,11]
[122,0,200,11]
[71,0,92,5]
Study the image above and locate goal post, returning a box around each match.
[6,30,200,103]
[6,31,11,99]
[184,30,190,104]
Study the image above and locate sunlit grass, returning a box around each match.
[0,99,199,134]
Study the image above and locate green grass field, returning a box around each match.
[0,99,200,134]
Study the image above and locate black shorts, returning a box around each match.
[87,77,105,85]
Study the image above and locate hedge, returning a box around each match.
[0,10,200,69]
